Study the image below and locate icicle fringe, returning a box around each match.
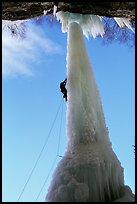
[56,11,134,39]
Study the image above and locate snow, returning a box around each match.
[45,12,134,202]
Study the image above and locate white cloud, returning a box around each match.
[2,20,62,78]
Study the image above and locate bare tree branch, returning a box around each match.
[2,3,135,47]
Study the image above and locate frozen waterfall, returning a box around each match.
[45,14,134,202]
[66,22,109,150]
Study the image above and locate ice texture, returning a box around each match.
[43,10,47,15]
[114,17,134,32]
[66,22,110,150]
[56,11,134,38]
[56,11,105,39]
[53,5,57,16]
[45,22,134,202]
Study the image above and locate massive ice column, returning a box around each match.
[46,18,134,202]
[66,22,109,150]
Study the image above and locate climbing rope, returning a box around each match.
[57,97,64,156]
[35,99,64,201]
[17,98,64,202]
[35,156,58,202]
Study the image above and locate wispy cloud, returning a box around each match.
[2,20,62,78]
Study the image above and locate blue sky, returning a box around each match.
[2,16,135,202]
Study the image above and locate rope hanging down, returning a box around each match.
[35,156,58,202]
[35,100,64,201]
[17,98,64,202]
[57,97,64,156]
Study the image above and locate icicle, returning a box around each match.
[43,10,47,15]
[56,11,105,39]
[56,11,134,38]
[53,5,58,16]
[114,17,134,32]
[56,11,70,33]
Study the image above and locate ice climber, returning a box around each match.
[60,78,67,101]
